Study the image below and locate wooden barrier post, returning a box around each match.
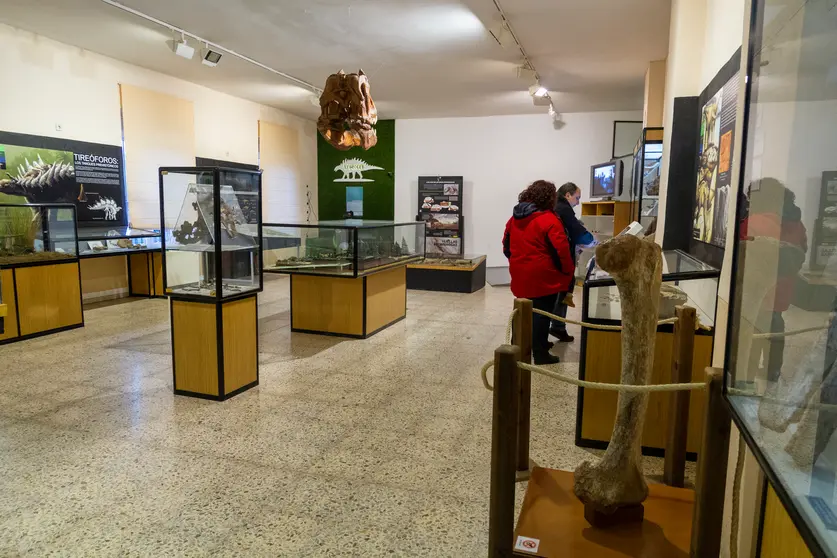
[514,298,534,481]
[690,368,731,558]
[664,305,696,487]
[488,344,521,558]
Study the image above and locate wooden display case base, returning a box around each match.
[577,327,713,458]
[170,294,259,401]
[514,468,693,557]
[406,257,486,293]
[0,262,84,345]
[80,251,164,302]
[290,265,407,339]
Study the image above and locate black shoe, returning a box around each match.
[547,341,554,349]
[534,352,561,365]
[555,331,574,343]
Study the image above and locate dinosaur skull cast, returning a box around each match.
[317,70,378,151]
[574,235,662,514]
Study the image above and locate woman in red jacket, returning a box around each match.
[503,180,575,364]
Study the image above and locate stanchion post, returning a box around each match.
[664,305,696,487]
[514,298,533,479]
[690,368,731,558]
[488,344,521,558]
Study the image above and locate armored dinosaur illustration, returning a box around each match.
[334,158,383,181]
[87,197,122,221]
[0,155,76,202]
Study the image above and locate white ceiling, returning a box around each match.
[0,0,671,119]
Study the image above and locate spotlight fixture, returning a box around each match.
[488,21,511,48]
[529,82,548,98]
[168,33,195,59]
[517,66,537,81]
[201,45,222,67]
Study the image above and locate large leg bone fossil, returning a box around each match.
[574,235,662,513]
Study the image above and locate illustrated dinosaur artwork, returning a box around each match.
[87,197,122,221]
[574,235,662,517]
[317,69,378,151]
[0,155,76,202]
[333,158,383,182]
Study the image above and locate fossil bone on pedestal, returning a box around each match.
[573,235,662,515]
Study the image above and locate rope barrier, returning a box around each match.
[751,324,828,340]
[505,308,517,344]
[480,359,705,393]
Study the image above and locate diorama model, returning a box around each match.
[270,236,413,273]
[0,204,76,265]
[574,235,662,521]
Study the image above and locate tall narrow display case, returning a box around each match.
[0,203,83,345]
[159,167,262,401]
[631,127,664,230]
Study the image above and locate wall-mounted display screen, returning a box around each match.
[590,161,622,198]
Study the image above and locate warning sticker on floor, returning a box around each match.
[514,535,540,554]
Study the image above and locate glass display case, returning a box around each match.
[725,0,837,554]
[263,220,425,277]
[159,167,262,300]
[583,249,720,327]
[78,226,161,257]
[0,203,78,267]
[631,128,664,231]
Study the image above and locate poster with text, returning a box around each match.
[693,71,739,248]
[0,131,126,226]
[418,176,463,256]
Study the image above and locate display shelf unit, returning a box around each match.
[576,249,720,457]
[0,203,83,345]
[631,127,664,229]
[406,254,486,293]
[264,220,425,338]
[78,226,163,300]
[580,201,634,238]
[159,166,262,401]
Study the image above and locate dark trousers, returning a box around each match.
[748,309,785,384]
[531,293,559,356]
[550,292,570,333]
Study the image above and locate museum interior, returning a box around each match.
[0,0,835,556]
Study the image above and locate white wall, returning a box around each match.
[0,24,317,223]
[395,111,642,266]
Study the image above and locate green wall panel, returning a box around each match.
[317,119,395,221]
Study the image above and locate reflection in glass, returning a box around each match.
[726,0,837,553]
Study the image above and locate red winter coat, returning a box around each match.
[503,202,574,299]
[740,212,807,312]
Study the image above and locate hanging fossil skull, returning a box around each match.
[317,69,378,151]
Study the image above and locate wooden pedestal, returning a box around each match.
[406,256,486,293]
[290,265,407,338]
[0,262,84,345]
[129,251,164,297]
[577,328,713,458]
[514,468,693,557]
[170,294,259,401]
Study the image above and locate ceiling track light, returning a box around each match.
[169,32,195,59]
[99,0,321,95]
[201,42,222,67]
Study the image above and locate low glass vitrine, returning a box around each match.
[583,248,720,327]
[263,220,425,277]
[0,203,78,267]
[159,167,262,300]
[77,226,161,257]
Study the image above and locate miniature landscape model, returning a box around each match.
[271,236,416,272]
[0,206,74,265]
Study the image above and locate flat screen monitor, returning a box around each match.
[590,160,622,199]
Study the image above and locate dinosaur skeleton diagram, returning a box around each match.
[317,70,378,151]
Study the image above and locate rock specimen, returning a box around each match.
[317,70,378,151]
[574,235,662,515]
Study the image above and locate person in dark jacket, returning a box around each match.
[550,182,596,342]
[503,180,575,364]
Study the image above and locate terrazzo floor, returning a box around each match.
[0,276,692,557]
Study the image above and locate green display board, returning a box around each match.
[317,119,395,221]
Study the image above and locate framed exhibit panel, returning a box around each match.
[577,249,720,456]
[417,176,464,256]
[725,0,837,555]
[0,203,83,344]
[264,220,425,338]
[159,167,263,401]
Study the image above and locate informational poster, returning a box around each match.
[813,171,837,269]
[418,176,463,255]
[0,131,126,226]
[346,187,364,217]
[693,71,739,248]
